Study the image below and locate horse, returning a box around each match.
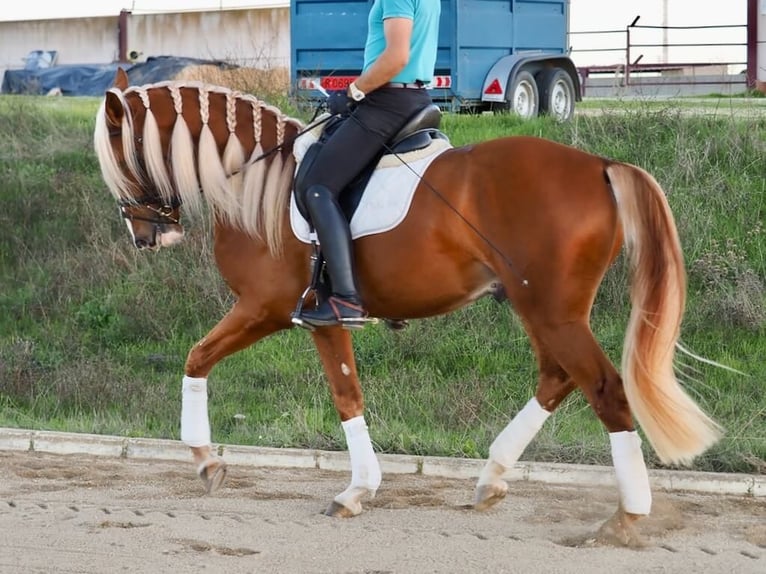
[93,69,721,546]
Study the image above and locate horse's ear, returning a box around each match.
[113,67,129,90]
[104,91,124,128]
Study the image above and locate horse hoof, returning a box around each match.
[324,499,362,518]
[595,511,647,548]
[473,481,508,511]
[384,319,409,330]
[197,457,228,495]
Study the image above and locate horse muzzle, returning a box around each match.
[128,221,185,250]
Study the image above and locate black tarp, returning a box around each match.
[1,56,237,96]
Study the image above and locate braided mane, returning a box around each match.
[94,80,303,256]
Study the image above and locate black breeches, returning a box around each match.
[298,87,433,201]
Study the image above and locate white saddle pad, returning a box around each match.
[290,135,451,243]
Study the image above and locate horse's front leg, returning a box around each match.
[312,327,381,517]
[183,302,285,494]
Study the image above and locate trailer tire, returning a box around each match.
[506,70,538,119]
[537,68,576,122]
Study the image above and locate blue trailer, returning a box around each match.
[291,0,581,120]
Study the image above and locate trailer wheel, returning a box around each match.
[537,68,576,121]
[506,70,538,119]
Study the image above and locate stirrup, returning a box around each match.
[291,284,317,331]
[330,297,378,330]
[291,239,323,331]
[297,296,378,331]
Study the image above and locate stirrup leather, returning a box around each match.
[325,296,372,324]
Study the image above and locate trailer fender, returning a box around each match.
[481,54,582,105]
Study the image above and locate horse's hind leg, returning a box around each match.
[311,327,381,517]
[474,334,575,510]
[182,301,287,494]
[541,321,651,547]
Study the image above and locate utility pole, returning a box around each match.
[662,0,669,63]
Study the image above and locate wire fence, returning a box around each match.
[568,15,753,95]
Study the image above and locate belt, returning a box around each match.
[382,81,426,89]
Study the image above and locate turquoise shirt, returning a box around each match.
[363,0,441,84]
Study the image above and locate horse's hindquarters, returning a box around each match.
[351,137,619,321]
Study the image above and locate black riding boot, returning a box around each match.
[298,185,371,328]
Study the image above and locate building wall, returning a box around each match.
[0,8,289,88]
[758,6,766,90]
[0,17,119,74]
[127,9,289,69]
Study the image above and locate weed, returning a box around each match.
[0,96,763,473]
[691,224,766,331]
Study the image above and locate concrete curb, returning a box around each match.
[1,427,763,497]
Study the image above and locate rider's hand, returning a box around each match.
[327,90,354,116]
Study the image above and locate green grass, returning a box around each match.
[0,95,764,474]
[578,96,766,110]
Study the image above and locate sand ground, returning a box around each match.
[0,450,763,574]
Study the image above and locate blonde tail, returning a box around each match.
[607,163,722,465]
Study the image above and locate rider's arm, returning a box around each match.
[350,17,412,96]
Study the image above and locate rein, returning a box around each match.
[226,111,334,178]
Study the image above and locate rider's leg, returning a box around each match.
[295,88,433,328]
[298,184,370,327]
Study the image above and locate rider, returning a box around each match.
[295,0,441,328]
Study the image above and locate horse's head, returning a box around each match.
[94,69,304,256]
[94,68,185,250]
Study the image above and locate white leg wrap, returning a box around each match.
[342,416,382,492]
[488,397,551,468]
[181,376,211,447]
[610,430,652,515]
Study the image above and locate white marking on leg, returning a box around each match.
[181,375,211,447]
[340,362,351,376]
[341,415,381,492]
[610,430,652,515]
[333,416,381,514]
[478,397,551,485]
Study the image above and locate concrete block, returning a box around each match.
[378,453,421,475]
[317,450,350,472]
[126,437,192,462]
[33,430,124,457]
[0,428,33,451]
[666,470,758,496]
[222,445,316,469]
[422,455,483,479]
[527,462,615,487]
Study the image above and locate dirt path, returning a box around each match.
[1,450,763,573]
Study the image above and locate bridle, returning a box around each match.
[109,126,184,226]
[107,121,181,227]
[118,195,182,225]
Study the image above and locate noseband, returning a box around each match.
[119,195,182,225]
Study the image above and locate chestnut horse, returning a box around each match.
[94,69,721,545]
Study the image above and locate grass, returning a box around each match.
[579,96,766,109]
[0,94,764,474]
